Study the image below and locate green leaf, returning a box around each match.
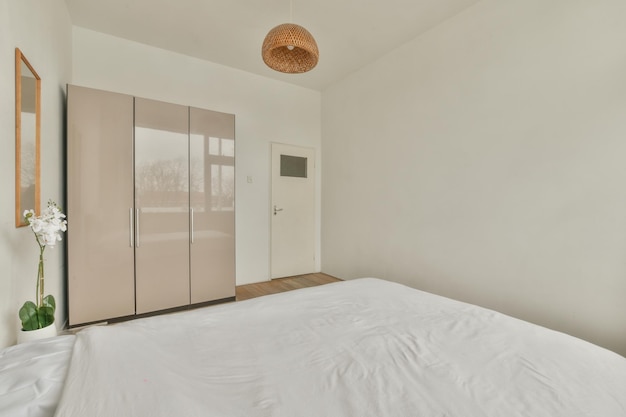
[37,306,55,328]
[19,296,56,330]
[19,301,39,331]
[42,294,56,312]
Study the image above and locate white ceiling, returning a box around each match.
[64,0,481,91]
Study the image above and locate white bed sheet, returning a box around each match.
[54,278,626,416]
[0,335,75,417]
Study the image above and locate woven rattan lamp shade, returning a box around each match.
[262,23,319,73]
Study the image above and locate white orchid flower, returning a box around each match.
[24,201,68,249]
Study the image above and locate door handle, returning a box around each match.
[273,205,283,216]
[190,208,194,244]
[135,208,140,248]
[129,208,134,248]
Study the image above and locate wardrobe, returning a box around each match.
[67,84,235,326]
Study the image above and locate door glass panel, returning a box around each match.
[280,154,307,178]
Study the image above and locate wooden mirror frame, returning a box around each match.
[15,48,41,227]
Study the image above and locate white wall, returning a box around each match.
[0,0,72,347]
[322,0,626,356]
[71,27,322,286]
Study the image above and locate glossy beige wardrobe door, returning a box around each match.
[134,98,190,313]
[67,85,135,325]
[189,108,235,303]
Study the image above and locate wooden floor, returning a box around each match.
[236,273,342,301]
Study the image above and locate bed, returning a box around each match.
[1,278,625,416]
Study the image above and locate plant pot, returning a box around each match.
[17,322,57,344]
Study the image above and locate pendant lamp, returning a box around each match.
[262,3,319,74]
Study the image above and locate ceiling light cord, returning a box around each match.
[288,0,295,49]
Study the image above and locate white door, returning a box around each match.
[271,143,316,279]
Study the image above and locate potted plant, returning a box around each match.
[17,200,67,343]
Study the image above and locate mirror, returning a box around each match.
[15,48,41,227]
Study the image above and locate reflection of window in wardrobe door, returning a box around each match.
[189,108,236,304]
[134,98,190,314]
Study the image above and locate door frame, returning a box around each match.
[270,142,319,279]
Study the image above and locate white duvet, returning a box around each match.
[53,278,626,416]
[0,335,74,417]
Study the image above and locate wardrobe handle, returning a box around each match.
[135,209,140,248]
[190,208,194,244]
[129,208,134,248]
